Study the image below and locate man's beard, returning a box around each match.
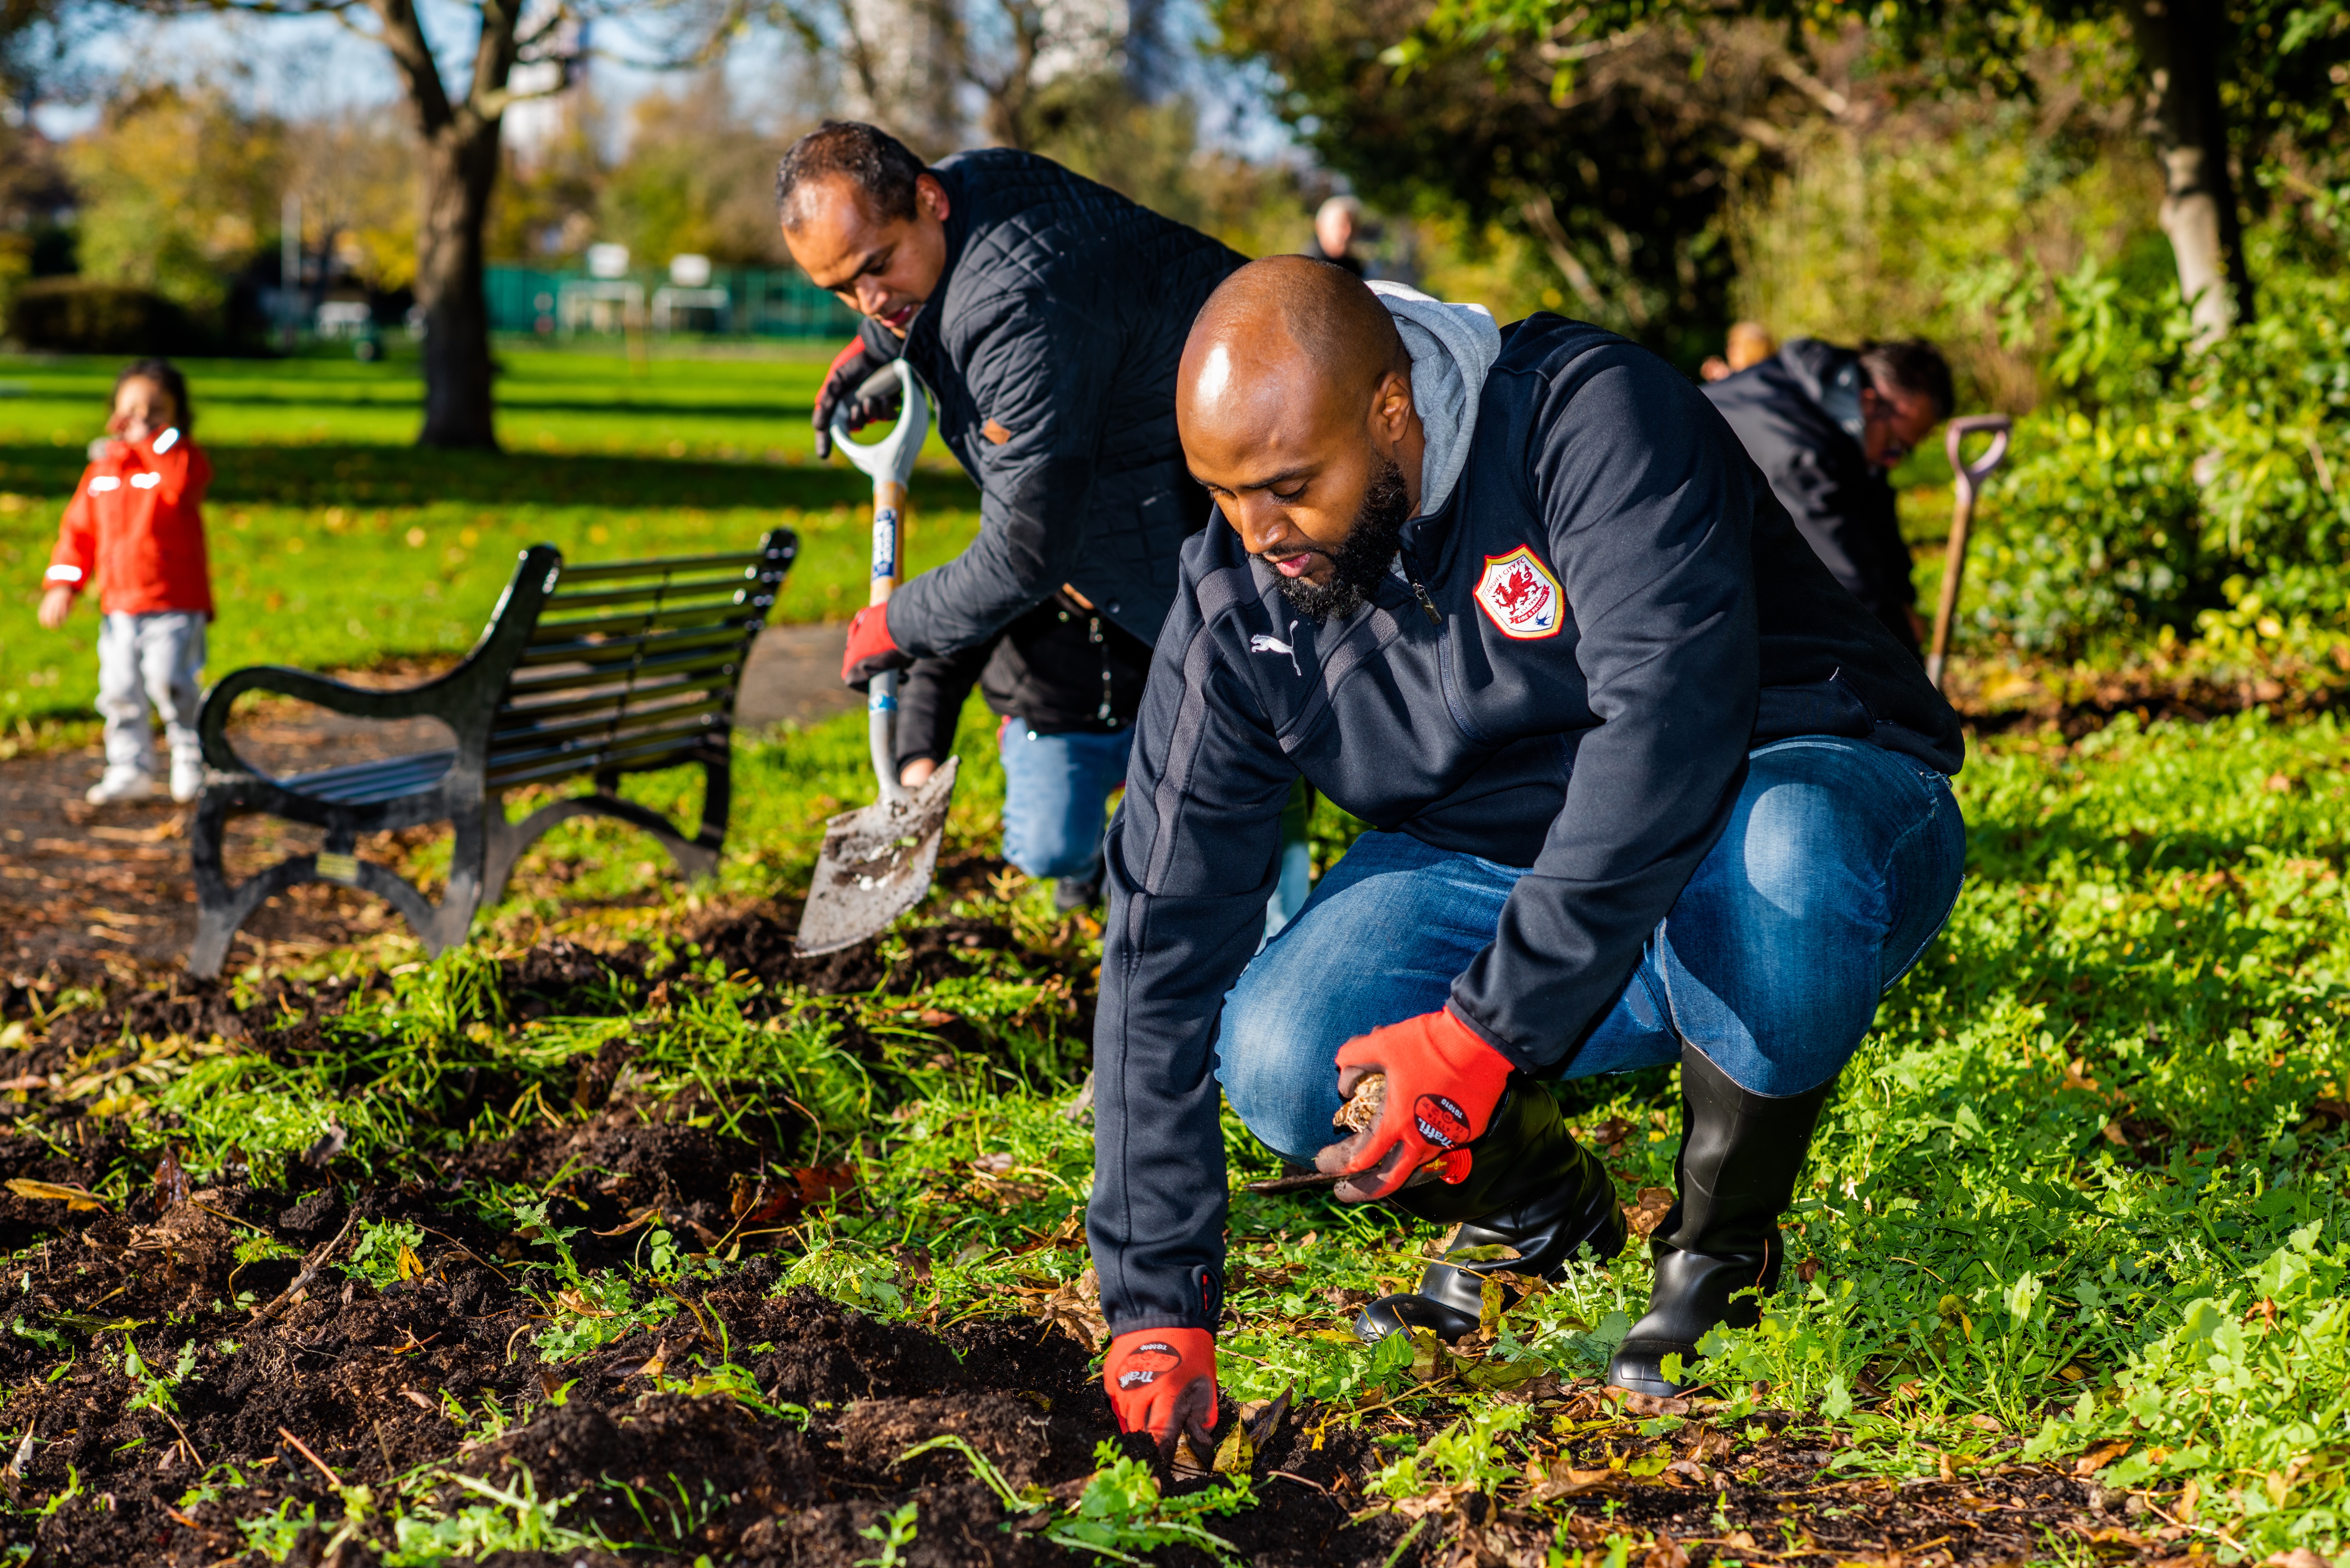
[1270,457,1413,623]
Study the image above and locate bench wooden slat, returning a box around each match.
[502,644,744,701]
[282,750,459,804]
[545,573,765,613]
[492,665,737,726]
[486,719,721,787]
[554,548,766,584]
[517,620,753,669]
[526,601,764,647]
[489,694,730,758]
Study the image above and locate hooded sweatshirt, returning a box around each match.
[1085,308,1961,1338]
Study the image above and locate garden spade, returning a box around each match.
[795,360,961,956]
[1925,414,2013,690]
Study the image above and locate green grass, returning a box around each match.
[0,344,981,725]
[26,699,2350,1556]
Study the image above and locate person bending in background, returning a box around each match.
[38,359,215,806]
[1703,337,1952,654]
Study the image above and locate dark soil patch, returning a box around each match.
[0,1113,2159,1568]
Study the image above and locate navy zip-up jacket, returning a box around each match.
[1089,315,1963,1336]
[860,149,1246,657]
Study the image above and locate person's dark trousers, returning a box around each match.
[1214,736,1966,1367]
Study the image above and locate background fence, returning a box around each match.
[485,265,860,340]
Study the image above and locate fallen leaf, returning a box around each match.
[555,1288,613,1319]
[395,1244,424,1281]
[1613,1389,1691,1418]
[0,1076,48,1093]
[1623,1187,1674,1237]
[5,1179,107,1211]
[1213,1421,1254,1475]
[2075,1439,2132,1476]
[1536,1459,1620,1499]
[2261,1551,2330,1568]
[401,1390,434,1411]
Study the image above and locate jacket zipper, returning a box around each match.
[1404,572,1441,626]
[1092,615,1114,721]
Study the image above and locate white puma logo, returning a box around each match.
[1249,622,1302,676]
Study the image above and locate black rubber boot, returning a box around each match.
[1608,1050,1837,1397]
[1353,1082,1625,1344]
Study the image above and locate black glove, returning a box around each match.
[814,337,904,460]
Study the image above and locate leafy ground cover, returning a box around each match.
[2,687,2347,1565]
[0,346,981,731]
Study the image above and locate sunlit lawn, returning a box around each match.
[0,340,982,725]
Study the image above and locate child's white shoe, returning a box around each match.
[170,750,205,803]
[86,768,158,805]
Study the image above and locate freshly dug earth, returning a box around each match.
[0,1116,2119,1568]
[0,923,2138,1565]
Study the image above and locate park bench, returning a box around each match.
[186,530,798,978]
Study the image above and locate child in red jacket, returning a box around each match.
[38,359,216,804]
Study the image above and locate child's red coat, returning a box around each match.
[44,428,215,617]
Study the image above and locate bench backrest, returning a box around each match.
[484,530,797,791]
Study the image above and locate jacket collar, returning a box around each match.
[902,161,975,366]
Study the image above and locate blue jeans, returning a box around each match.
[997,722,1135,881]
[1217,736,1968,1165]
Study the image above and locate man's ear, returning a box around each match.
[1370,368,1415,444]
[916,173,951,223]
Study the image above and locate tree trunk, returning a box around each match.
[2128,0,2253,341]
[415,113,503,449]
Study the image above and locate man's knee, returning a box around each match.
[1215,988,1337,1166]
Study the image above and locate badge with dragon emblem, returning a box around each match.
[1473,545,1563,640]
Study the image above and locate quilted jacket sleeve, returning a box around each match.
[883,289,1123,657]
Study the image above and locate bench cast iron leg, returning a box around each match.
[478,758,728,914]
[186,793,484,979]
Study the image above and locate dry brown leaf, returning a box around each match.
[1623,1187,1674,1237]
[1334,1073,1387,1132]
[5,1179,106,1211]
[2075,1439,2132,1476]
[555,1288,614,1319]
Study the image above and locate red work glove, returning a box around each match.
[840,603,912,690]
[1103,1328,1218,1459]
[1315,1008,1515,1203]
[813,338,901,460]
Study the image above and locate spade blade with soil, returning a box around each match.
[797,359,960,957]
[796,754,961,956]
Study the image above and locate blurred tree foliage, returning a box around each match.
[1213,0,2350,365]
[599,78,801,266]
[65,81,287,321]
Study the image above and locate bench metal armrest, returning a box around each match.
[198,543,563,776]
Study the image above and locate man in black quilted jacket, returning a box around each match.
[776,120,1246,680]
[1703,338,1952,653]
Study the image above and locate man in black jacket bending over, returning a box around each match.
[776,121,1243,694]
[1704,338,1953,653]
[1089,260,1969,1458]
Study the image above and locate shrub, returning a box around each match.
[6,277,197,354]
[1966,260,2350,657]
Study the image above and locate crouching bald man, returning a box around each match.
[1087,258,1968,1456]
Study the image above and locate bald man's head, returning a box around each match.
[1179,258,1426,620]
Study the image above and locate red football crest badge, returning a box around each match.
[1474,546,1563,640]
